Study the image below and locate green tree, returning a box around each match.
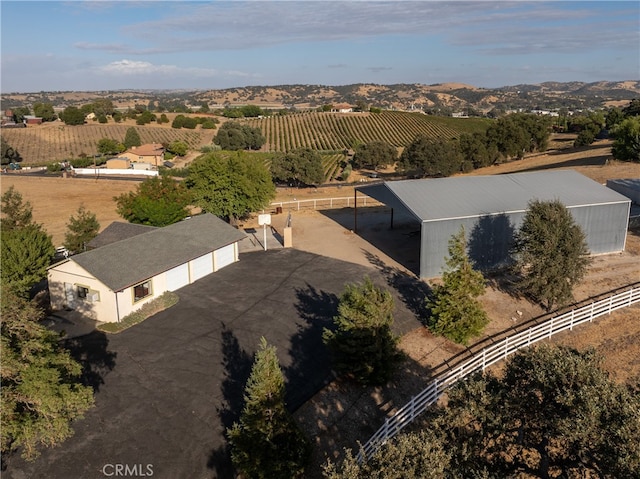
[166,140,189,157]
[331,344,640,479]
[171,114,186,129]
[397,135,462,178]
[123,127,142,149]
[11,106,30,123]
[511,199,591,311]
[114,175,192,227]
[32,102,56,121]
[63,205,100,254]
[622,98,640,117]
[214,122,265,150]
[227,337,310,479]
[1,138,22,166]
[458,132,496,169]
[427,227,488,345]
[352,141,397,170]
[605,107,625,130]
[323,429,451,479]
[1,186,33,231]
[96,138,125,156]
[1,287,95,460]
[59,106,85,125]
[186,152,275,221]
[322,277,403,385]
[240,104,264,117]
[1,225,55,295]
[611,116,640,162]
[270,148,325,186]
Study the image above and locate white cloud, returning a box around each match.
[96,59,252,79]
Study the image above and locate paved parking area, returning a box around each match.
[5,249,421,479]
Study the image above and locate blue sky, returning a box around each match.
[1,1,638,93]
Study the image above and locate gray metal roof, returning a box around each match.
[71,214,247,291]
[357,170,630,222]
[87,222,157,249]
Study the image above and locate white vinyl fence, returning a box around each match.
[359,284,640,460]
[271,196,381,211]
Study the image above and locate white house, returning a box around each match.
[48,214,247,323]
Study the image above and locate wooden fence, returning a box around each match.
[359,284,640,460]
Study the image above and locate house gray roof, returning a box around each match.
[356,170,630,222]
[71,214,247,291]
[87,222,157,249]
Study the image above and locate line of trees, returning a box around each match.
[398,113,553,178]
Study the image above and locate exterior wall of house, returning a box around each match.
[49,242,241,323]
[106,158,131,169]
[119,151,163,167]
[48,261,118,322]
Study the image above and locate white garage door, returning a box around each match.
[166,263,190,291]
[190,253,214,281]
[214,244,236,271]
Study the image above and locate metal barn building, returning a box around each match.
[355,170,631,279]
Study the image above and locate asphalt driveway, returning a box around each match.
[5,249,422,479]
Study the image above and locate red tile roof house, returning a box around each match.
[48,214,247,324]
[119,143,165,168]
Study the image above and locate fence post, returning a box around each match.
[297,201,300,211]
[590,301,594,321]
[570,309,575,330]
[549,317,554,339]
[609,295,613,314]
[504,336,509,359]
[482,349,486,371]
[630,288,634,306]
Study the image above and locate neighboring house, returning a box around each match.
[119,143,165,167]
[48,214,247,323]
[23,115,43,125]
[332,103,353,113]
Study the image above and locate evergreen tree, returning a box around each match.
[1,287,94,461]
[426,227,488,345]
[323,277,403,385]
[227,337,310,479]
[115,176,192,227]
[1,186,33,231]
[123,127,142,149]
[63,205,100,254]
[1,224,55,295]
[512,200,591,310]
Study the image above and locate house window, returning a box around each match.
[133,280,152,302]
[76,285,100,302]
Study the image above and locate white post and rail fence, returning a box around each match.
[358,283,640,461]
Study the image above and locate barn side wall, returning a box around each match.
[419,201,629,279]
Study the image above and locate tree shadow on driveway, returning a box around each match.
[64,330,117,392]
[207,322,253,479]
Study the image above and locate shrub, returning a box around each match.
[98,292,179,333]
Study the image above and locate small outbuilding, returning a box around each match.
[48,214,247,323]
[355,170,631,279]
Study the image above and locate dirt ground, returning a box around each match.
[2,137,639,475]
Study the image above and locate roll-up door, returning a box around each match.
[166,263,190,291]
[190,253,213,281]
[214,244,236,271]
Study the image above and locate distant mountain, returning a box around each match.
[2,81,638,114]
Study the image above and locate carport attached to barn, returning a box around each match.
[355,170,631,279]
